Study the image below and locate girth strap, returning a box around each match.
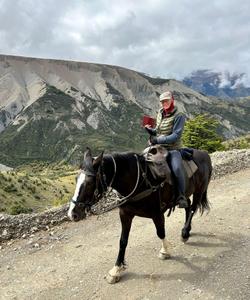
[128,183,164,202]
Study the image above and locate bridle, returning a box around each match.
[70,154,140,209]
[93,155,117,201]
[70,155,118,208]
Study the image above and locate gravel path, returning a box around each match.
[0,168,249,299]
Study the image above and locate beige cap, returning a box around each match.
[159,90,172,101]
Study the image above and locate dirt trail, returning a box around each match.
[0,169,250,300]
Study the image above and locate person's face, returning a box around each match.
[161,98,172,110]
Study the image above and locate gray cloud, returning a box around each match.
[0,0,250,83]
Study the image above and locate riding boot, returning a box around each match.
[168,150,189,209]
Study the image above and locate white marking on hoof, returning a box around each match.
[106,273,120,284]
[158,251,171,260]
[158,238,171,259]
[106,265,125,284]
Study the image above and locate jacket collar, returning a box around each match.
[160,107,177,117]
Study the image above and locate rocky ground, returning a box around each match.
[0,164,12,172]
[210,149,250,179]
[0,149,250,243]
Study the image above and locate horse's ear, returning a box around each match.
[83,147,93,167]
[93,151,104,170]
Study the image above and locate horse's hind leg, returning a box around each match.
[181,197,196,242]
[107,210,134,284]
[182,188,210,242]
[152,214,171,260]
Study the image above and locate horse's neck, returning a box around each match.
[104,154,138,196]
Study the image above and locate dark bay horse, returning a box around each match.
[68,147,212,283]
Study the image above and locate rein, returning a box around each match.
[95,155,117,200]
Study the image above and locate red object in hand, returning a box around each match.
[142,115,155,127]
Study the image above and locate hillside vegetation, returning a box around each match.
[0,162,77,215]
[223,133,250,150]
[1,111,249,215]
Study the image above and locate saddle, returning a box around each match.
[142,145,198,184]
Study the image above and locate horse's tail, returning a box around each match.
[195,152,212,215]
[197,189,210,215]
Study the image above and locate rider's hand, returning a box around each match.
[145,125,156,136]
[149,136,158,145]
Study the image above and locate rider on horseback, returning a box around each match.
[144,90,189,208]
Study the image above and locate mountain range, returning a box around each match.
[183,70,250,100]
[0,55,249,166]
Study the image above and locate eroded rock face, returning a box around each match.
[0,54,249,139]
[0,149,249,243]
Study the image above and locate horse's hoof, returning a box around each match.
[181,229,190,243]
[181,237,189,243]
[158,252,171,260]
[106,273,120,284]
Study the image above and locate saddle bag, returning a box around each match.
[142,145,172,182]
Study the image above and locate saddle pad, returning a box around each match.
[183,159,198,178]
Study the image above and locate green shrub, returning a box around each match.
[27,185,36,193]
[4,184,18,193]
[52,196,69,207]
[63,186,70,193]
[9,203,33,215]
[183,114,225,153]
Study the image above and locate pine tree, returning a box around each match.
[182,114,224,153]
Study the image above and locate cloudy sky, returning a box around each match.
[0,0,249,81]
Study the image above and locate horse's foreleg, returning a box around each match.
[107,210,134,284]
[153,214,171,260]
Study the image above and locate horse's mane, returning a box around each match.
[104,151,143,161]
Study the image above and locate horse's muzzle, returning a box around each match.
[68,205,87,222]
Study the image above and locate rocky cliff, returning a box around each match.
[0,55,249,166]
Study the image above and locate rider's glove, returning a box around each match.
[145,127,157,136]
[150,136,158,145]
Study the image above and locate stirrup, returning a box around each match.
[177,195,188,208]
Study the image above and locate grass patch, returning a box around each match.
[0,162,77,214]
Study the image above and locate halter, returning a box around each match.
[70,155,117,207]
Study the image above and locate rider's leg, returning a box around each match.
[168,150,188,208]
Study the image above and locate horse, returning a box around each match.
[68,147,212,283]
